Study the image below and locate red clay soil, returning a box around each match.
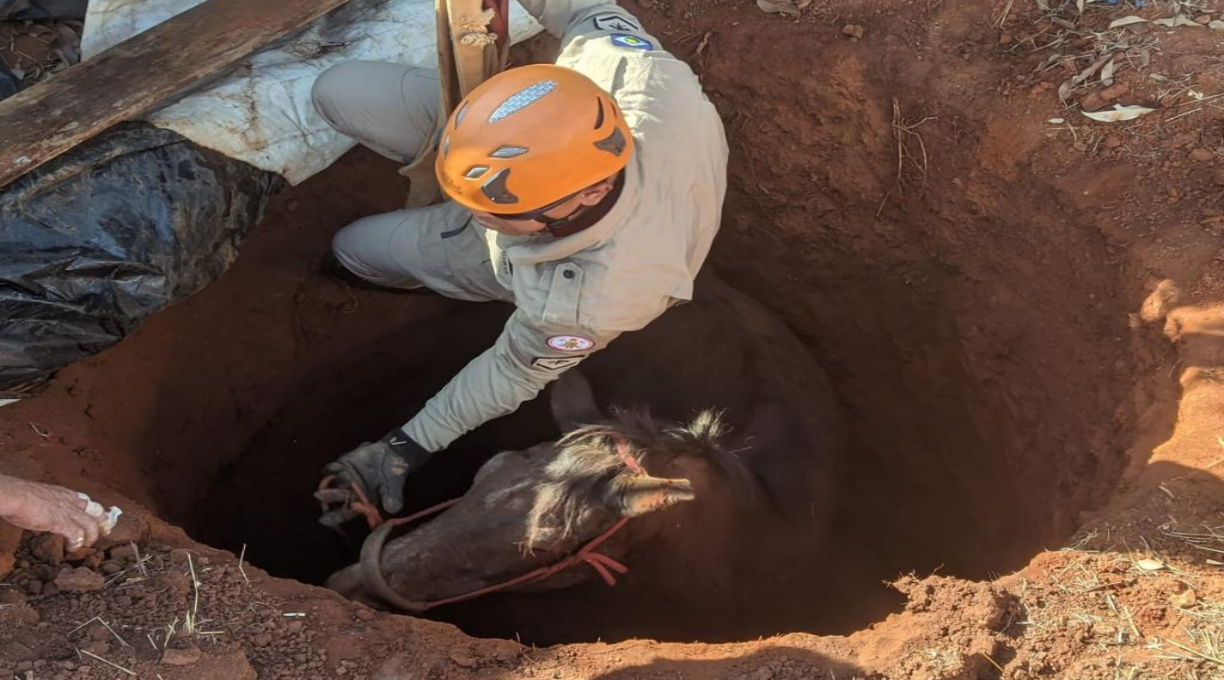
[2,0,1224,677]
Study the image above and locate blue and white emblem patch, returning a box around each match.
[610,33,653,51]
[547,335,595,352]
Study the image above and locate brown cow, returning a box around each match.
[327,274,844,640]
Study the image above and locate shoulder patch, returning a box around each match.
[533,356,585,371]
[547,335,596,352]
[610,33,653,51]
[593,13,642,33]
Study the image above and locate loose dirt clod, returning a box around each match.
[756,0,800,17]
[1099,83,1128,101]
[1190,147,1215,162]
[1079,91,1107,112]
[30,535,64,565]
[162,644,202,666]
[53,567,103,593]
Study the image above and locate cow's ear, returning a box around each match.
[549,370,602,432]
[607,475,695,517]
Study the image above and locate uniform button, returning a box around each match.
[563,269,575,280]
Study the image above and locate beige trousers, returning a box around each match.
[311,61,510,303]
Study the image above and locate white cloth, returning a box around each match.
[81,0,542,184]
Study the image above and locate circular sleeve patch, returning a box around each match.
[547,335,595,352]
[610,34,653,51]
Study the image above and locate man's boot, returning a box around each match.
[321,253,437,295]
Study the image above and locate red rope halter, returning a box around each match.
[357,435,645,613]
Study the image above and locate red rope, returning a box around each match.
[317,475,389,530]
[356,434,643,612]
[614,436,646,475]
[483,0,511,48]
[413,516,631,609]
[384,498,463,528]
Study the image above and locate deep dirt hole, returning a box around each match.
[133,9,1144,649]
[177,147,1139,648]
[15,2,1224,676]
[179,206,1134,647]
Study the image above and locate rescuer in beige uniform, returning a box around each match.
[311,0,727,525]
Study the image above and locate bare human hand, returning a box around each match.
[0,476,109,550]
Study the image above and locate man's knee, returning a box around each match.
[312,61,442,163]
[311,62,367,132]
[331,214,426,290]
[331,217,379,280]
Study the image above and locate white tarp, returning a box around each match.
[81,0,542,184]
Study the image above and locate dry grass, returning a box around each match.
[1161,627,1224,668]
[184,552,202,635]
[676,30,715,69]
[1159,523,1224,561]
[1005,0,1224,165]
[238,543,251,584]
[77,647,136,676]
[1156,596,1224,673]
[1004,0,1160,111]
[1091,520,1224,675]
[891,98,936,188]
[68,546,254,663]
[877,99,936,215]
[1030,542,1223,666]
[994,0,1016,28]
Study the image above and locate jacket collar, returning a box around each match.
[496,157,641,264]
[543,171,626,238]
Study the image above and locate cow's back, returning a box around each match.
[580,271,843,519]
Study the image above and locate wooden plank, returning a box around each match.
[0,0,354,188]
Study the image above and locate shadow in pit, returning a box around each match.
[582,646,866,680]
[189,299,556,585]
[119,147,556,585]
[117,147,421,525]
[371,646,868,680]
[571,465,1224,680]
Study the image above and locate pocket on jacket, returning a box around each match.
[542,263,584,326]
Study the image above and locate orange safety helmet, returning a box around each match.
[435,64,635,214]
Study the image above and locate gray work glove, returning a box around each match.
[315,428,434,527]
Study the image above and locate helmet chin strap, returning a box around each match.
[540,205,588,234]
[539,171,626,239]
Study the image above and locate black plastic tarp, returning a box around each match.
[0,60,19,101]
[0,123,281,396]
[0,0,87,20]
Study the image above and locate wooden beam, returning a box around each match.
[0,0,354,188]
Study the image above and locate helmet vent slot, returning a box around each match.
[454,102,471,128]
[489,80,558,123]
[594,127,628,157]
[481,169,520,205]
[489,145,529,159]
